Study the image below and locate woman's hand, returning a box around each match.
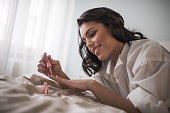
[48,75,92,91]
[37,53,69,79]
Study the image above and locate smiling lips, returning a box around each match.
[91,44,101,56]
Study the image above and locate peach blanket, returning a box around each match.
[0,74,126,113]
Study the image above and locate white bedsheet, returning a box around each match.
[0,74,126,113]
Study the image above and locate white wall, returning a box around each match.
[65,0,170,79]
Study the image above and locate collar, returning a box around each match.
[105,43,130,76]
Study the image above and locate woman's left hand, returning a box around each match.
[48,75,91,91]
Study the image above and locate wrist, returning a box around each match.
[59,71,70,80]
[87,79,97,91]
[59,71,64,76]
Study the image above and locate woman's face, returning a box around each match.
[79,21,123,61]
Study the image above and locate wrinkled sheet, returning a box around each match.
[0,74,126,113]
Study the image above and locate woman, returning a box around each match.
[37,7,170,113]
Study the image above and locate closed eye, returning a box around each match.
[89,31,96,37]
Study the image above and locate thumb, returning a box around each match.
[48,55,54,63]
[48,55,61,65]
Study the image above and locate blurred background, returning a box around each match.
[0,0,170,79]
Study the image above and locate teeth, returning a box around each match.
[94,48,97,54]
[94,46,99,55]
[91,45,101,55]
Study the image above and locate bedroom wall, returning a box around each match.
[65,0,170,79]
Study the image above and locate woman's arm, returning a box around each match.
[89,80,141,113]
[58,71,70,80]
[48,75,141,113]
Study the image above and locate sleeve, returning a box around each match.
[127,42,170,113]
[127,87,169,113]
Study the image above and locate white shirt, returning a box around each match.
[92,39,170,113]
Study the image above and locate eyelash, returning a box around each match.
[82,31,97,42]
[89,31,96,37]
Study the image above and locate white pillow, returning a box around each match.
[158,40,170,52]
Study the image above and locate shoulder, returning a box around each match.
[127,39,163,62]
[129,39,161,54]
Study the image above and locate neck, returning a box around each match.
[111,42,124,63]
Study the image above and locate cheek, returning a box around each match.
[96,31,111,44]
[93,34,104,43]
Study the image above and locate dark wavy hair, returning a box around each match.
[77,7,147,77]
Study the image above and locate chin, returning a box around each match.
[97,55,107,61]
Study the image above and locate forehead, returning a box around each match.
[79,22,100,37]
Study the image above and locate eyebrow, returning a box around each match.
[85,27,95,36]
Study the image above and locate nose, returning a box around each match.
[86,39,93,48]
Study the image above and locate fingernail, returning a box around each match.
[44,82,47,85]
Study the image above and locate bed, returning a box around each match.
[0,74,126,113]
[0,40,169,113]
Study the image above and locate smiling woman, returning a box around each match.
[1,1,169,113]
[77,8,147,76]
[79,22,124,67]
[38,7,170,113]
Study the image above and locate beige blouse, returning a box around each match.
[92,39,170,113]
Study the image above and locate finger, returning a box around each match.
[39,60,47,68]
[47,60,52,68]
[37,68,48,76]
[48,75,53,80]
[51,75,56,80]
[37,64,47,72]
[48,55,54,64]
[44,52,47,57]
[42,52,48,62]
[42,56,46,62]
[48,56,59,65]
[48,75,56,81]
